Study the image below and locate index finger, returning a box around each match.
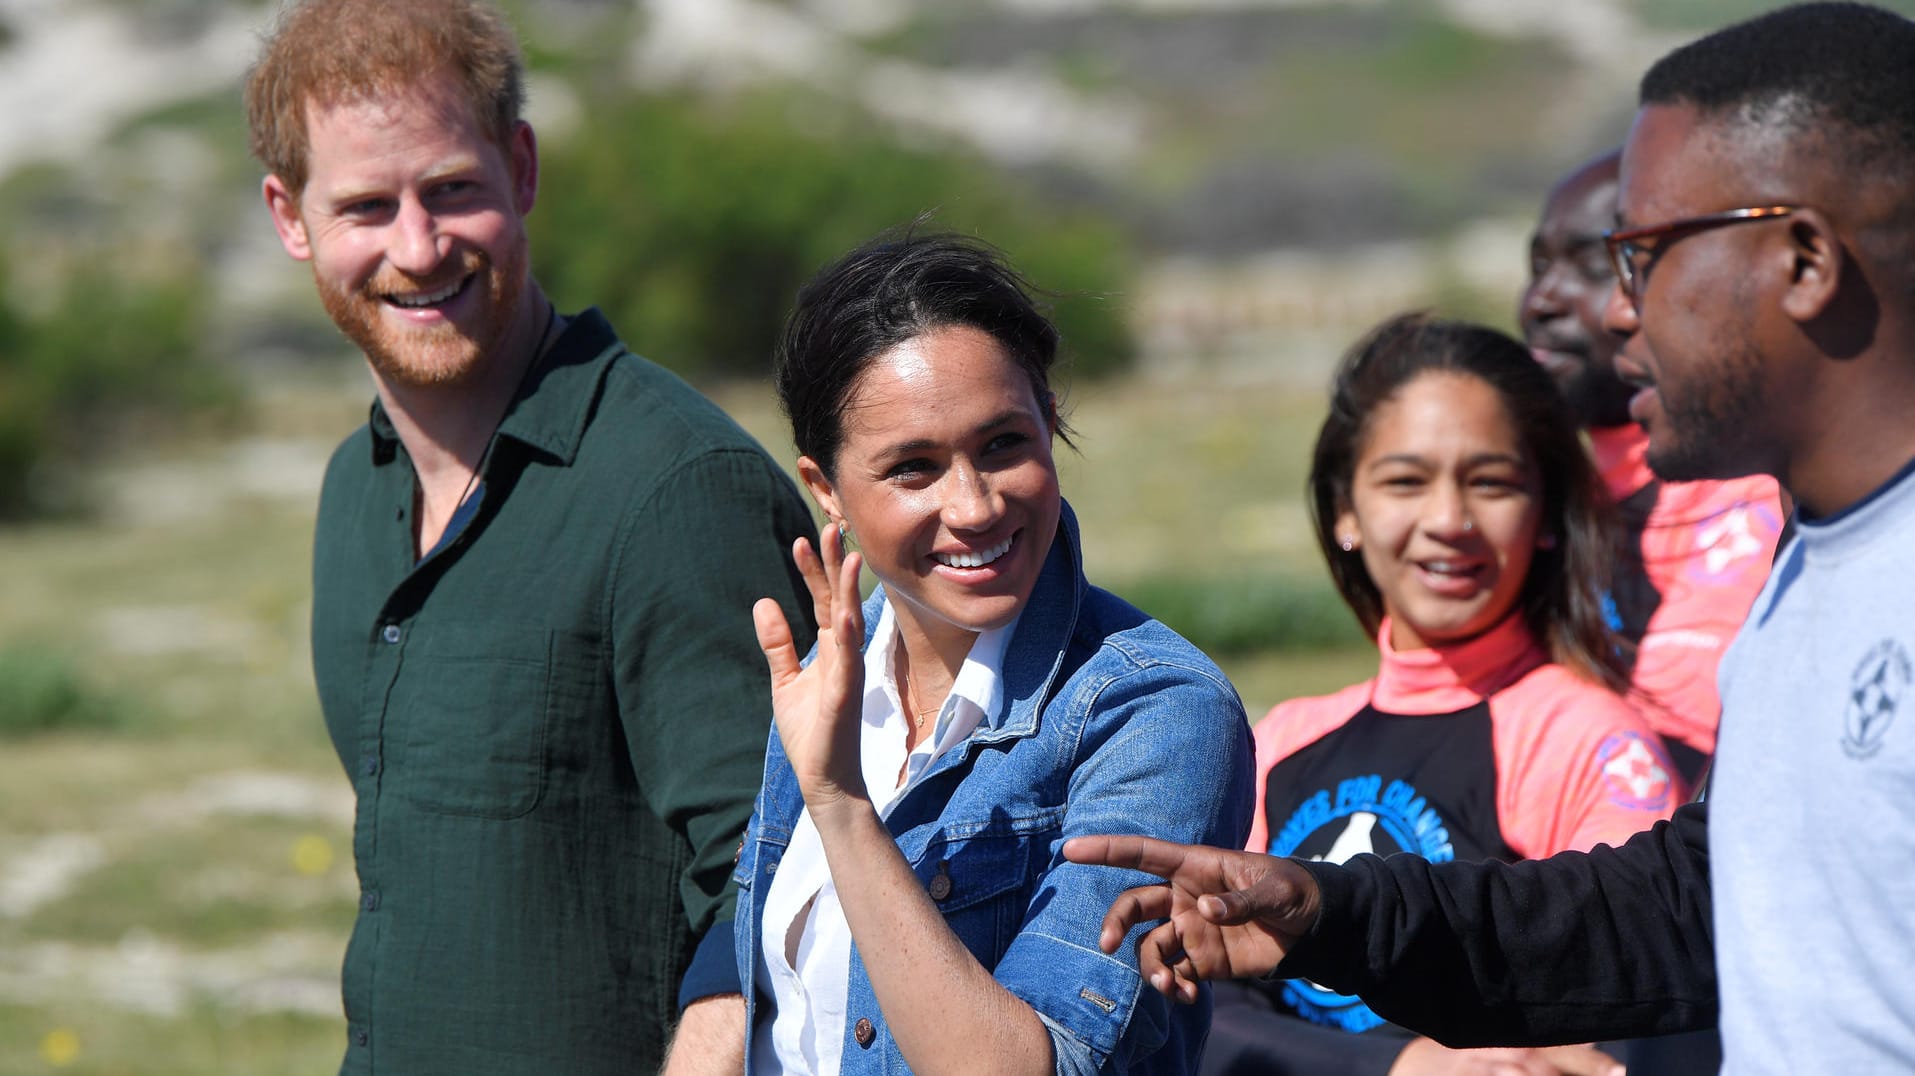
[1064,834,1205,880]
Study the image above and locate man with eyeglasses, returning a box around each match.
[1067,5,1915,1073]
[1522,151,1783,787]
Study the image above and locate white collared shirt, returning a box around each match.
[752,602,1018,1075]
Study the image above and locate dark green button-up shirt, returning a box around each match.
[310,310,815,1074]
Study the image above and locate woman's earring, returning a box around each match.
[1338,535,1356,552]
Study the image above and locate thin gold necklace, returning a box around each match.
[904,671,942,730]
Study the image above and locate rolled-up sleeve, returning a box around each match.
[995,663,1255,1074]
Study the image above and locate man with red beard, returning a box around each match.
[1521,150,1783,784]
[246,1,814,1071]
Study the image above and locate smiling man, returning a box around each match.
[1068,4,1915,1073]
[1521,151,1782,782]
[245,1,815,1071]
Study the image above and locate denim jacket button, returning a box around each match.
[927,861,953,902]
[853,1017,876,1048]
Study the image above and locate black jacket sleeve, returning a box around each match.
[1276,802,1717,1047]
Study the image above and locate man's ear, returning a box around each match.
[508,120,537,217]
[796,456,842,529]
[1780,209,1843,323]
[263,175,311,261]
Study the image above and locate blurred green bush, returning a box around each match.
[535,90,1136,382]
[0,645,123,738]
[0,254,232,519]
[1114,571,1365,657]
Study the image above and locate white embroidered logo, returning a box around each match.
[1697,505,1764,575]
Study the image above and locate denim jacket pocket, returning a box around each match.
[918,825,1054,963]
[390,625,566,819]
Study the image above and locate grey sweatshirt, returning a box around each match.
[1713,459,1915,1073]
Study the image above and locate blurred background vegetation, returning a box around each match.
[3,0,1911,1070]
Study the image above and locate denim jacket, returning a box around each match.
[733,502,1255,1074]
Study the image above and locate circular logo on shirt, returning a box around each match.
[1596,731,1675,811]
[1843,639,1909,760]
[1267,776,1455,1033]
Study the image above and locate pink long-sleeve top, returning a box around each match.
[1248,613,1680,866]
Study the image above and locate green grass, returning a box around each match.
[18,815,355,948]
[1224,645,1382,721]
[0,1004,344,1076]
[0,647,124,739]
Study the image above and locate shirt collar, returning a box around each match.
[1370,612,1545,714]
[365,307,625,468]
[863,601,1020,754]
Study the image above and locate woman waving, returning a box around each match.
[736,232,1254,1074]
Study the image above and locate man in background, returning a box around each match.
[245,1,813,1070]
[1521,149,1782,784]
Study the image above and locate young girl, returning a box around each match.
[1203,312,1681,1076]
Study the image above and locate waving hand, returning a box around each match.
[752,523,870,809]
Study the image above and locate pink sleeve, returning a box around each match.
[1245,681,1375,852]
[1629,476,1784,756]
[1490,666,1684,857]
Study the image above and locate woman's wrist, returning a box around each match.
[800,779,876,825]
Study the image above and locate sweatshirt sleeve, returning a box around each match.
[1276,801,1717,1047]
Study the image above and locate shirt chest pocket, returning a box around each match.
[388,626,588,819]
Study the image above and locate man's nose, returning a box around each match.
[1600,278,1639,339]
[388,198,447,276]
[1521,265,1569,324]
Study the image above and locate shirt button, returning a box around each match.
[352,1027,369,1047]
[361,755,379,778]
[853,1017,876,1048]
[361,890,380,912]
[381,623,401,644]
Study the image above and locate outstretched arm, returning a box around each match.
[1067,803,1717,1047]
[1060,836,1320,1003]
